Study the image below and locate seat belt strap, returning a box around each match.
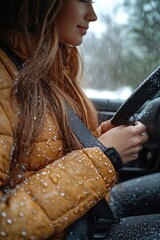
[66,104,120,239]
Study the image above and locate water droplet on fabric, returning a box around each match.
[7,219,12,224]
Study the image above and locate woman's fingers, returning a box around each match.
[134,121,147,134]
[134,122,149,144]
[98,121,149,165]
[100,120,115,133]
[140,132,149,144]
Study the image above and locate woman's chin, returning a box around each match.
[61,37,83,47]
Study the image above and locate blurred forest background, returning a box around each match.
[81,0,160,92]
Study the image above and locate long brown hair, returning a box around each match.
[1,1,98,173]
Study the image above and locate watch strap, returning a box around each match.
[104,147,123,171]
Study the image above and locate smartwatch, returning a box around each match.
[97,142,123,171]
[103,147,123,171]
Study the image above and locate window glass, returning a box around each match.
[81,0,160,99]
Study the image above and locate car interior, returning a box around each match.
[82,0,160,183]
[91,92,160,183]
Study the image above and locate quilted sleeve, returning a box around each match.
[0,63,17,186]
[0,147,117,239]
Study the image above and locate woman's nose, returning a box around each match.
[86,5,97,22]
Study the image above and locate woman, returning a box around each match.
[0,0,159,239]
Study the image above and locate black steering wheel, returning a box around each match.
[111,67,160,152]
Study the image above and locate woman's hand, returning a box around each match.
[97,119,115,135]
[98,121,149,164]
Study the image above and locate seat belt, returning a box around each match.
[66,104,120,239]
[0,39,120,239]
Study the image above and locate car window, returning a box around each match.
[81,0,160,99]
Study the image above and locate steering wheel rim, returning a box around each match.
[110,67,160,152]
[111,67,160,126]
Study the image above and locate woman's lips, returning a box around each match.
[77,25,89,35]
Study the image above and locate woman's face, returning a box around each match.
[57,0,97,46]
